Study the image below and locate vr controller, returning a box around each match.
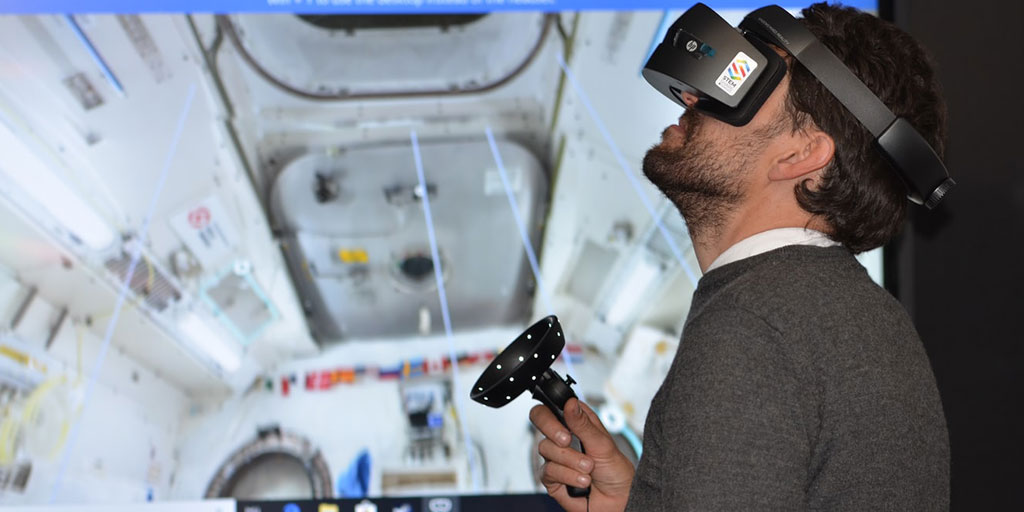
[470,315,591,498]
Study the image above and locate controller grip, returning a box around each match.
[532,370,590,498]
[566,434,591,498]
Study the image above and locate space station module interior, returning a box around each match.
[0,7,883,510]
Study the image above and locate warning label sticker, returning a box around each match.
[715,52,758,96]
[169,195,239,270]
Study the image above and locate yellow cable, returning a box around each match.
[21,376,73,461]
[0,409,18,464]
[0,377,65,464]
[75,323,84,384]
[144,255,155,293]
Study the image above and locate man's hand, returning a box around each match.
[529,398,635,512]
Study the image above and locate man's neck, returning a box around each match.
[691,205,825,273]
[692,227,755,273]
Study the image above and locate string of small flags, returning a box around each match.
[264,345,584,396]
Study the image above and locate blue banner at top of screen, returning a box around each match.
[0,0,877,14]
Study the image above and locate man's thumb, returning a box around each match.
[563,398,612,453]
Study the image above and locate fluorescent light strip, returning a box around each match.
[485,126,575,377]
[409,130,480,492]
[0,79,128,231]
[556,53,700,288]
[178,312,241,373]
[0,120,115,250]
[49,84,197,503]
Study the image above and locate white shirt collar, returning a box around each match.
[705,228,841,273]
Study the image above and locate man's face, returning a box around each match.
[642,77,791,240]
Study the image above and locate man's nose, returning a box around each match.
[681,91,699,108]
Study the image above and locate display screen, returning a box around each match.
[0,1,877,510]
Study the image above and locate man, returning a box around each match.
[530,3,949,511]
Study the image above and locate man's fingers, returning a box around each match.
[538,438,594,474]
[532,399,621,456]
[530,404,572,447]
[540,461,592,490]
[533,399,633,512]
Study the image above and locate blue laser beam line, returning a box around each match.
[64,15,124,95]
[409,130,481,492]
[556,53,700,288]
[484,126,576,377]
[48,84,196,503]
[486,128,554,316]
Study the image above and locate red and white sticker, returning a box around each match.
[169,195,239,270]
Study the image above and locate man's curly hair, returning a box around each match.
[783,3,947,253]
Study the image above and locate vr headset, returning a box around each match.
[642,3,955,209]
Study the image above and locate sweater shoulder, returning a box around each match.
[694,246,909,334]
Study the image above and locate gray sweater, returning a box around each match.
[625,245,949,511]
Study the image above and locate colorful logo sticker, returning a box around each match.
[715,52,758,96]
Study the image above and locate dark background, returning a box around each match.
[881,0,1024,509]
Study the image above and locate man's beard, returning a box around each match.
[642,110,753,242]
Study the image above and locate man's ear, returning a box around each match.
[768,130,835,183]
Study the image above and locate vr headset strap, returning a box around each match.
[740,5,894,137]
[740,5,954,208]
